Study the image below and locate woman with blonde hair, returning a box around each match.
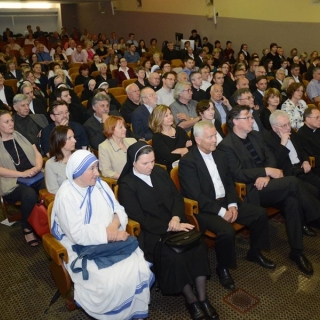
[99,115,136,179]
[149,105,191,171]
[280,77,295,98]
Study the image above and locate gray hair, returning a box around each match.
[193,120,215,138]
[13,94,28,106]
[269,110,289,126]
[233,88,251,103]
[174,81,191,100]
[126,83,138,94]
[20,82,32,93]
[92,92,110,106]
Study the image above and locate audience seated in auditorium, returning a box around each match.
[218,105,320,276]
[45,125,75,194]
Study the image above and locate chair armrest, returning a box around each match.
[127,218,141,237]
[43,233,69,265]
[309,156,315,168]
[183,197,200,231]
[100,176,117,190]
[235,182,246,201]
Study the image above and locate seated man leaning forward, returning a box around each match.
[179,120,274,290]
[218,105,320,276]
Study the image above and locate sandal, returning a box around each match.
[23,229,39,247]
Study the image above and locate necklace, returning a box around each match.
[11,138,21,166]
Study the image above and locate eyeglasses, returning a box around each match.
[275,123,291,129]
[53,111,69,116]
[236,116,254,120]
[238,96,254,100]
[183,89,192,93]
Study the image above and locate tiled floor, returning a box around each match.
[1,212,320,320]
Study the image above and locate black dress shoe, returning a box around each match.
[199,298,219,319]
[185,301,206,320]
[215,267,235,290]
[246,251,276,269]
[289,252,314,275]
[302,225,317,237]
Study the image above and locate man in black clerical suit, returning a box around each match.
[179,121,274,290]
[297,107,320,177]
[218,105,320,276]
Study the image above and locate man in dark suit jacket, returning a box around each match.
[218,105,320,276]
[252,76,268,112]
[84,93,140,150]
[265,110,320,194]
[269,69,285,93]
[234,88,265,132]
[297,107,320,177]
[306,56,320,81]
[120,83,141,124]
[179,121,273,290]
[0,75,14,110]
[194,49,205,68]
[131,87,157,140]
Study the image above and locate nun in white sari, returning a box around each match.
[51,150,154,320]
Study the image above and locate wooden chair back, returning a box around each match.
[115,94,128,104]
[108,87,126,96]
[122,78,137,89]
[4,79,18,95]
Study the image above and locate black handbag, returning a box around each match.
[161,229,202,253]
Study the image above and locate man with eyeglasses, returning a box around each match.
[218,105,320,276]
[170,82,199,133]
[131,87,157,140]
[229,77,249,107]
[41,100,89,157]
[234,88,264,131]
[297,107,320,177]
[157,72,176,106]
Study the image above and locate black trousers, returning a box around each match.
[257,176,320,250]
[196,199,269,269]
[4,179,45,229]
